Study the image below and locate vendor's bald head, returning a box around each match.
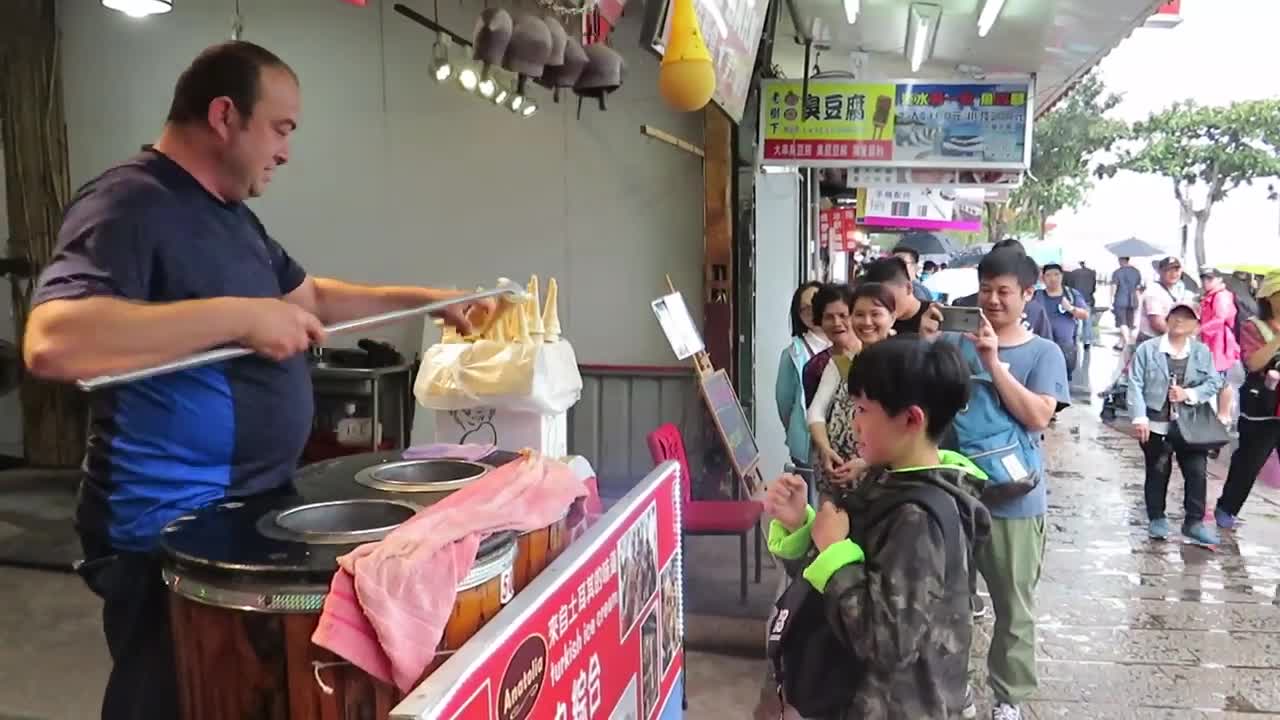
[163,41,299,202]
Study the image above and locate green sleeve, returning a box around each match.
[767,506,816,559]
[802,539,865,593]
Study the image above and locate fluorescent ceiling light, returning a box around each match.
[843,0,859,24]
[977,0,1006,37]
[905,3,941,73]
[102,0,172,18]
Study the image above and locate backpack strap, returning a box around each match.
[1254,317,1276,344]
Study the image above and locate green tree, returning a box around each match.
[1099,99,1280,269]
[986,73,1126,241]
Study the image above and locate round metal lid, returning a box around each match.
[259,498,420,544]
[354,459,490,493]
[294,449,519,504]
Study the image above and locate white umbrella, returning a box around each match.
[924,267,978,303]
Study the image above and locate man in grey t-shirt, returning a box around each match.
[1111,257,1144,349]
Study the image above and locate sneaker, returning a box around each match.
[1148,518,1170,540]
[962,687,977,719]
[992,703,1022,720]
[1214,507,1238,530]
[1183,521,1220,547]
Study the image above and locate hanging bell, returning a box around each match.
[536,35,588,103]
[658,0,715,111]
[472,8,514,74]
[502,14,553,95]
[543,16,568,67]
[573,44,625,117]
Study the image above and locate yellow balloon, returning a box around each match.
[659,0,715,111]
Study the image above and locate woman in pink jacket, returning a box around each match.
[1200,268,1242,425]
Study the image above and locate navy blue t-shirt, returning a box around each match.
[33,149,313,551]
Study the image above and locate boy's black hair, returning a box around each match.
[891,245,921,263]
[923,260,940,273]
[812,283,856,323]
[991,238,1026,254]
[1042,263,1064,275]
[861,257,911,286]
[789,281,823,337]
[978,249,1040,290]
[848,337,970,440]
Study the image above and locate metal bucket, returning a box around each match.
[353,458,490,493]
[258,498,420,544]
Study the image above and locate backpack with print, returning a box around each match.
[1240,318,1280,419]
[943,337,1044,504]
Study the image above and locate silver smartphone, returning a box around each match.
[939,306,983,334]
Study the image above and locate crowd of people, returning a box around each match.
[758,239,1280,720]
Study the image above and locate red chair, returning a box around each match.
[647,423,763,602]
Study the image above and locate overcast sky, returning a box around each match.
[1052,0,1280,271]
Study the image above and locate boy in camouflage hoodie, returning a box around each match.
[765,337,991,719]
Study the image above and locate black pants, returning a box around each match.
[1141,427,1209,523]
[77,533,179,720]
[1218,419,1280,516]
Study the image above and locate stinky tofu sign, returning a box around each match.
[392,462,686,720]
[759,78,1034,171]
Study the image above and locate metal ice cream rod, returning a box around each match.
[75,278,530,392]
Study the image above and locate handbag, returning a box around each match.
[1239,319,1280,419]
[1174,401,1231,451]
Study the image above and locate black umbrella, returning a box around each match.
[893,232,956,256]
[1105,237,1166,257]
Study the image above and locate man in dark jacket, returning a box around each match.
[765,338,992,719]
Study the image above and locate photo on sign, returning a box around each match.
[659,559,682,673]
[650,292,704,361]
[608,675,639,720]
[617,503,659,641]
[640,610,661,720]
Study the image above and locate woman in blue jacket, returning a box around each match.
[1128,301,1224,546]
[776,282,829,471]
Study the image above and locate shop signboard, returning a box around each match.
[1145,1,1184,28]
[759,78,1034,170]
[392,462,686,720]
[856,187,983,232]
[819,206,860,250]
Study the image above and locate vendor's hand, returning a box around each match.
[764,474,809,532]
[919,304,944,339]
[435,292,497,335]
[1135,422,1151,444]
[241,299,327,361]
[1169,384,1188,403]
[812,501,849,552]
[830,457,868,485]
[965,311,999,366]
[818,446,844,475]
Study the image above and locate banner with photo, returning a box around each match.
[759,78,1033,170]
[855,187,984,232]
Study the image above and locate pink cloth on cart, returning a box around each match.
[311,452,586,691]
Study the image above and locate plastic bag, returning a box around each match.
[414,340,582,414]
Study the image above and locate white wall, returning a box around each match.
[0,127,21,458]
[752,170,799,480]
[58,0,705,366]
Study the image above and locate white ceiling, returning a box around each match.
[773,0,1166,116]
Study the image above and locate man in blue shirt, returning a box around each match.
[24,42,490,720]
[1111,256,1144,350]
[1037,263,1091,380]
[942,250,1070,720]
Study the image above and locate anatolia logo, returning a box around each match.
[499,635,548,720]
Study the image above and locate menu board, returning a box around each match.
[391,463,686,720]
[698,369,760,492]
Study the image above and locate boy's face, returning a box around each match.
[979,274,1032,331]
[851,393,924,466]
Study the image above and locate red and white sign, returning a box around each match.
[393,463,686,720]
[1145,0,1183,28]
[819,207,859,251]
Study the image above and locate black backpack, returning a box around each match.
[1225,278,1259,344]
[765,484,963,718]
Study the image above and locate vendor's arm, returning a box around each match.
[24,210,323,381]
[806,505,944,670]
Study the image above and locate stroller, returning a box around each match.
[1099,343,1136,422]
